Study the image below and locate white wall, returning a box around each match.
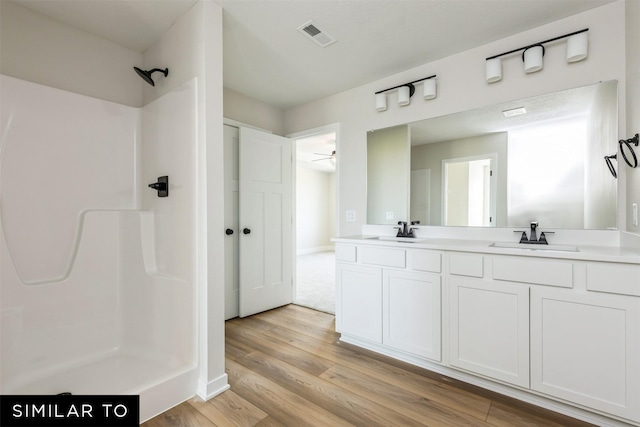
[625,0,640,240]
[143,0,227,399]
[0,1,143,107]
[296,165,335,254]
[224,88,285,135]
[284,1,627,236]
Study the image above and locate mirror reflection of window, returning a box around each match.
[508,117,586,228]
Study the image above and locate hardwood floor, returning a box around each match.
[142,304,594,427]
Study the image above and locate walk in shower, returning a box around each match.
[0,74,199,421]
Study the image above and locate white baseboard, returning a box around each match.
[196,373,230,401]
[297,245,334,256]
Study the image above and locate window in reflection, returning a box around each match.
[508,117,585,228]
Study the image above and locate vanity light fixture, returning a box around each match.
[423,78,437,100]
[485,28,588,83]
[376,93,388,112]
[398,84,413,106]
[523,45,544,73]
[375,75,436,110]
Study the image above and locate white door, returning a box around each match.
[239,127,293,317]
[223,125,240,320]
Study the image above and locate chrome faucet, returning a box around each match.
[516,221,554,245]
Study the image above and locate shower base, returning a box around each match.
[7,350,198,422]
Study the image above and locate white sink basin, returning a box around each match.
[369,236,426,243]
[490,242,579,252]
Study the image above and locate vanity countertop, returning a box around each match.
[332,235,640,265]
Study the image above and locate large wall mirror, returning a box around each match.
[367,80,618,229]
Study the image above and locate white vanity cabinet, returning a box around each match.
[530,262,640,422]
[383,269,441,361]
[334,237,640,425]
[335,243,443,362]
[449,275,530,388]
[447,253,531,387]
[335,262,383,343]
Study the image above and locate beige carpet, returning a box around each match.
[295,251,335,314]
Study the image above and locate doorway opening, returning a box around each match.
[442,154,497,227]
[291,127,338,314]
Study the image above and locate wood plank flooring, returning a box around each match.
[142,304,595,427]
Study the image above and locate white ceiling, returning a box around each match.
[12,0,615,109]
[11,0,198,53]
[296,132,336,172]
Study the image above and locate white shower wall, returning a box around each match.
[0,75,198,420]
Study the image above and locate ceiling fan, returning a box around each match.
[312,150,336,162]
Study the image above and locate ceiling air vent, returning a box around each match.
[297,20,337,48]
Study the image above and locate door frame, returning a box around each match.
[286,123,341,303]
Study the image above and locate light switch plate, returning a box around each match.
[345,210,356,222]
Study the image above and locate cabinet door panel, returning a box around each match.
[531,289,640,422]
[449,277,529,387]
[383,270,441,361]
[336,263,382,343]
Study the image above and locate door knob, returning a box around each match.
[243,228,251,235]
[148,175,169,197]
[225,228,234,235]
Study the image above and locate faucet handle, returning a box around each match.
[514,230,529,243]
[538,231,555,244]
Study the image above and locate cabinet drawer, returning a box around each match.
[336,245,357,263]
[410,250,441,273]
[449,253,483,278]
[360,246,406,268]
[587,263,640,297]
[493,257,573,288]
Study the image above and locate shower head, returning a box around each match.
[133,67,169,87]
